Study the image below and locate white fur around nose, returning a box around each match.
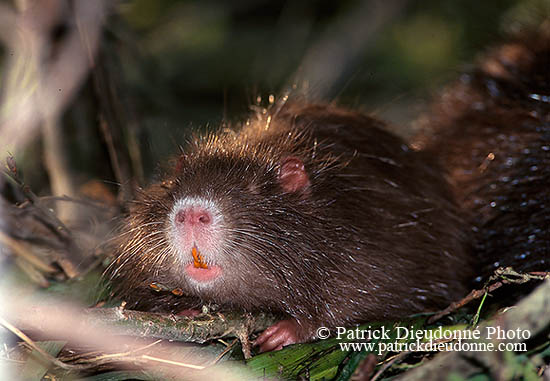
[169,196,224,228]
[168,196,225,267]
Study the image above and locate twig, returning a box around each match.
[42,113,77,223]
[371,352,408,381]
[236,327,252,360]
[0,316,84,370]
[140,355,205,370]
[427,282,504,324]
[428,268,550,324]
[0,230,57,273]
[3,165,72,242]
[77,339,162,364]
[38,195,115,211]
[211,338,239,365]
[399,280,550,380]
[91,45,137,201]
[0,357,25,364]
[98,114,132,200]
[2,157,113,278]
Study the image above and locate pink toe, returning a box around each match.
[255,318,300,352]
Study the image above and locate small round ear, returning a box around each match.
[278,156,310,193]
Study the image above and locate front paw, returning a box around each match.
[254,318,300,352]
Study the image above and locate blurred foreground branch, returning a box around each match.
[2,303,260,379]
[0,0,107,150]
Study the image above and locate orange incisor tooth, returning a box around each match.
[192,246,209,269]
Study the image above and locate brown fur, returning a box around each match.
[107,102,472,340]
[413,27,550,278]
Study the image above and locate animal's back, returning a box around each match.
[413,27,550,278]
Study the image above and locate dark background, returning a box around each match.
[4,0,540,195]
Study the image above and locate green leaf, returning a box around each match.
[20,341,66,381]
[246,319,429,380]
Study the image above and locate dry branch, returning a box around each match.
[83,308,278,344]
[428,267,550,324]
[12,304,278,344]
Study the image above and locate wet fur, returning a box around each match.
[413,26,550,278]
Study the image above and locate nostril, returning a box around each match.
[175,207,212,227]
[175,210,186,224]
[198,213,211,225]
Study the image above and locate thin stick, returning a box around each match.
[211,338,239,365]
[0,231,56,273]
[0,316,83,370]
[3,168,72,240]
[82,339,163,363]
[428,269,550,324]
[39,195,115,210]
[141,355,205,370]
[370,352,408,381]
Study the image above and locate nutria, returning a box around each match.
[107,101,472,351]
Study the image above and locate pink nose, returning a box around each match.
[175,207,212,228]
